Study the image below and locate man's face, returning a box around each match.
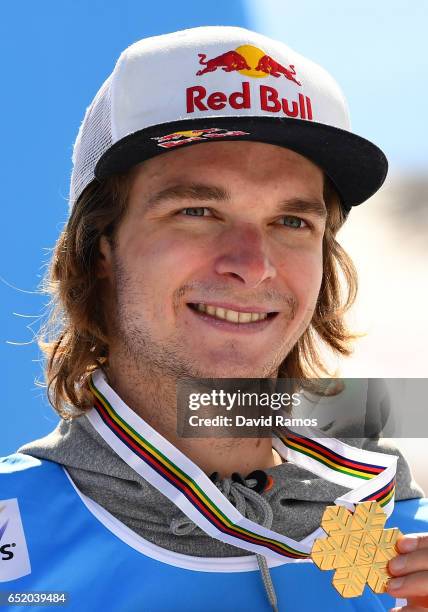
[99,141,327,379]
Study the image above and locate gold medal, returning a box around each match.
[311,500,402,598]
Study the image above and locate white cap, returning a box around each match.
[69,25,388,213]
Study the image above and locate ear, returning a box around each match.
[97,235,114,279]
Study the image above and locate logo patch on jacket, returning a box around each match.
[0,499,31,582]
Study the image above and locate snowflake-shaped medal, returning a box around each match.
[311,500,403,597]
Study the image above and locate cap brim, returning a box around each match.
[94,116,388,210]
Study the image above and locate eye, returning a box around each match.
[178,207,213,217]
[277,216,308,229]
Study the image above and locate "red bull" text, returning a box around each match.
[186,82,313,120]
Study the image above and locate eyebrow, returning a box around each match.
[144,182,327,220]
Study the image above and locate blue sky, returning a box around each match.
[1,1,426,454]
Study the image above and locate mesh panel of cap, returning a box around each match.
[70,75,113,208]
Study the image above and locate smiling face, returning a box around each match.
[98,141,327,379]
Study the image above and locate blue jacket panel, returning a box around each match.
[1,453,426,612]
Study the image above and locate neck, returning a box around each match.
[104,358,283,479]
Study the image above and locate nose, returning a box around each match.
[214,224,277,288]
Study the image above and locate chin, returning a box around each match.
[196,361,276,379]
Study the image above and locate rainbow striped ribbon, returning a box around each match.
[86,368,397,562]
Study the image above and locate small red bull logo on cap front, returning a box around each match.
[151,127,250,149]
[196,44,302,86]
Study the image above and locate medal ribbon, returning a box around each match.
[86,369,397,561]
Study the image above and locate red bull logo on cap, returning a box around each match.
[151,127,250,149]
[186,44,313,121]
[196,44,302,86]
[186,82,313,120]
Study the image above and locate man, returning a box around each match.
[1,25,428,611]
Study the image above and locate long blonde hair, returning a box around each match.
[38,171,361,418]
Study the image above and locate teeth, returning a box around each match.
[225,309,239,323]
[194,304,268,323]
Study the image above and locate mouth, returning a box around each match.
[186,302,279,332]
